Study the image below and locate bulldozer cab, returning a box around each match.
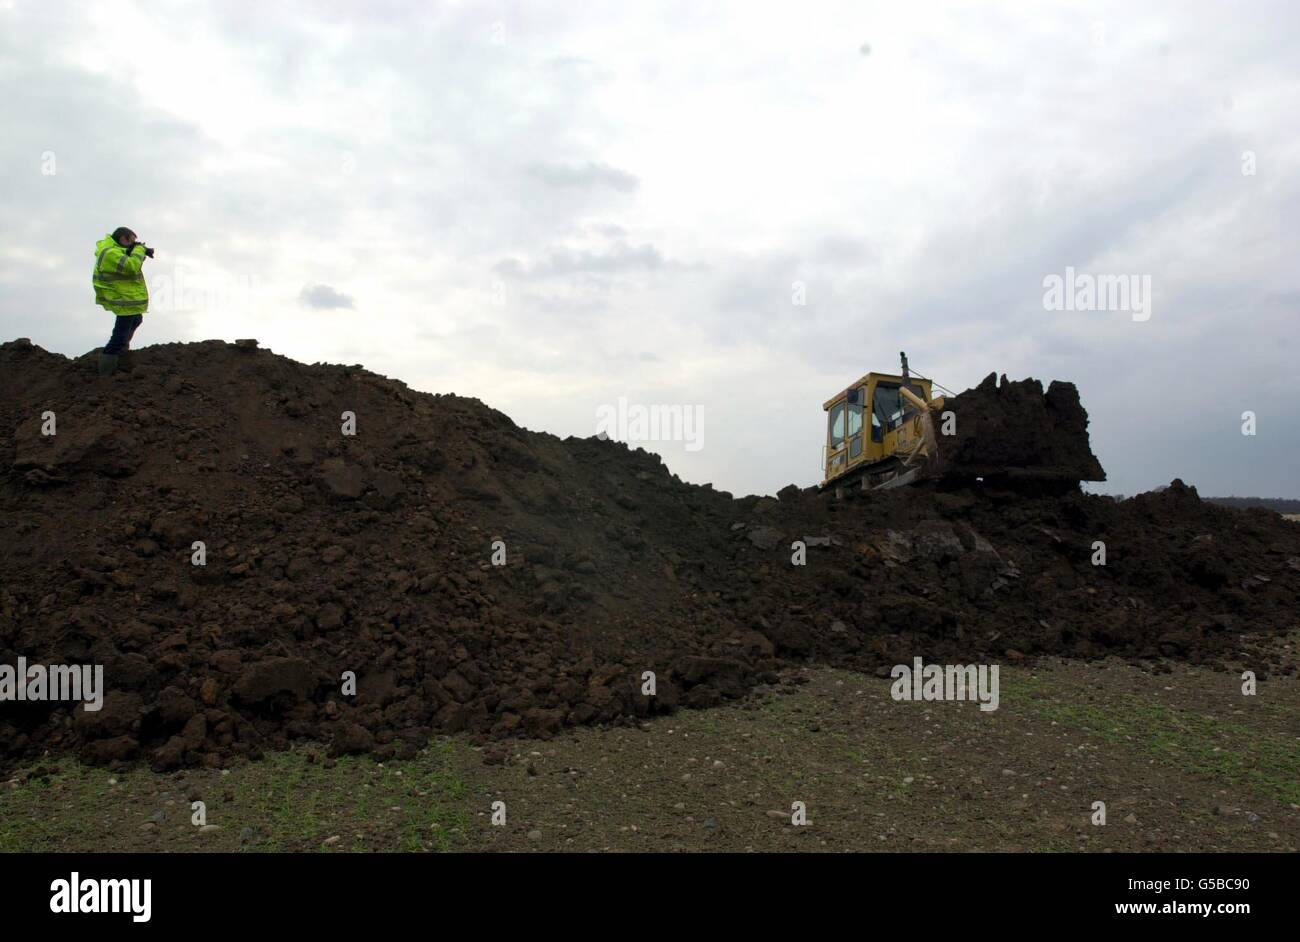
[821,372,933,488]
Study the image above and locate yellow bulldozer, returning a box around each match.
[820,352,1105,495]
[820,352,943,493]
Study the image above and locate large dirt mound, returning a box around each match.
[926,373,1106,484]
[2,338,1297,770]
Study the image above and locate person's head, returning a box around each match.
[111,226,137,247]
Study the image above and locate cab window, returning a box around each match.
[872,384,903,433]
[828,402,846,446]
[847,392,863,456]
[846,396,863,437]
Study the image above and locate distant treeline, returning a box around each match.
[1204,496,1300,513]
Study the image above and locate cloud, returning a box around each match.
[526,161,640,192]
[298,284,355,309]
[4,0,1300,500]
[495,240,670,279]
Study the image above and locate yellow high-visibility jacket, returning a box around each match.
[92,235,150,316]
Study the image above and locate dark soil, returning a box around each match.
[926,372,1106,484]
[1,338,1297,772]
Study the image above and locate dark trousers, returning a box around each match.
[104,315,143,355]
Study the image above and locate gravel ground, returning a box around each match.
[5,637,1297,853]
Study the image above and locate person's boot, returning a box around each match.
[118,350,135,373]
[98,352,119,375]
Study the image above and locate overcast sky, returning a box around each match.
[3,0,1297,498]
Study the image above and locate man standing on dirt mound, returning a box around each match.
[92,226,153,375]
